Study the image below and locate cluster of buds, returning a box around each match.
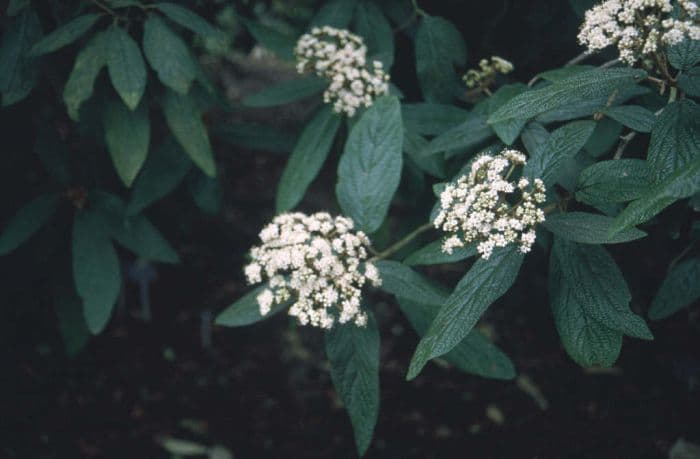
[433,150,547,260]
[463,56,514,89]
[578,0,700,65]
[294,26,390,117]
[244,212,381,329]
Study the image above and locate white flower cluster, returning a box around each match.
[244,212,381,329]
[433,150,547,260]
[578,0,700,65]
[294,26,390,117]
[463,56,514,89]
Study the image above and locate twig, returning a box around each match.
[411,0,428,17]
[369,222,433,262]
[599,58,620,69]
[613,131,636,160]
[668,242,697,273]
[528,51,592,87]
[91,0,117,16]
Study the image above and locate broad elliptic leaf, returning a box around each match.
[403,239,477,266]
[401,103,469,136]
[242,77,327,107]
[72,209,122,334]
[54,291,91,357]
[162,90,216,177]
[397,297,515,380]
[276,106,341,212]
[107,25,147,110]
[415,16,467,103]
[649,258,700,320]
[575,159,652,206]
[488,68,646,124]
[143,15,198,94]
[325,311,380,456]
[487,84,528,145]
[549,238,652,367]
[667,39,700,71]
[127,138,192,215]
[543,212,647,244]
[310,0,356,28]
[30,13,101,56]
[90,191,180,264]
[155,2,224,40]
[0,194,59,255]
[678,66,700,97]
[103,100,151,187]
[536,65,596,82]
[420,114,493,157]
[187,171,221,214]
[584,117,623,158]
[354,1,394,68]
[374,260,450,307]
[523,120,596,187]
[603,105,656,133]
[407,246,524,380]
[63,31,107,120]
[611,156,700,234]
[0,8,42,106]
[647,100,700,181]
[242,19,295,60]
[336,96,403,233]
[215,285,290,326]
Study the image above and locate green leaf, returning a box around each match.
[374,260,449,307]
[90,191,179,263]
[212,122,297,154]
[215,285,290,326]
[549,238,652,367]
[610,158,700,233]
[487,84,528,145]
[649,258,700,320]
[242,19,295,60]
[0,9,42,106]
[0,194,59,255]
[667,39,700,71]
[407,246,524,380]
[575,159,652,206]
[647,100,700,181]
[403,131,447,178]
[29,13,101,56]
[276,106,341,212]
[127,138,192,215]
[403,239,477,266]
[155,2,224,39]
[415,15,466,103]
[536,65,595,82]
[63,31,107,121]
[103,100,151,187]
[187,171,221,214]
[7,0,29,15]
[336,95,403,233]
[242,77,327,107]
[310,0,357,28]
[354,1,394,68]
[543,212,647,244]
[397,297,515,380]
[106,26,147,110]
[520,122,550,156]
[488,68,646,124]
[72,209,122,335]
[401,103,469,136]
[325,311,380,456]
[143,15,198,94]
[677,66,700,97]
[162,90,216,177]
[583,117,623,158]
[420,114,493,156]
[523,120,596,187]
[549,239,622,368]
[602,105,656,133]
[54,290,91,357]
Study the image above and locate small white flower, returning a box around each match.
[433,149,547,260]
[578,0,700,65]
[463,56,514,89]
[243,212,380,329]
[294,26,390,117]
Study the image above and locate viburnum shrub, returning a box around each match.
[1,0,700,456]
